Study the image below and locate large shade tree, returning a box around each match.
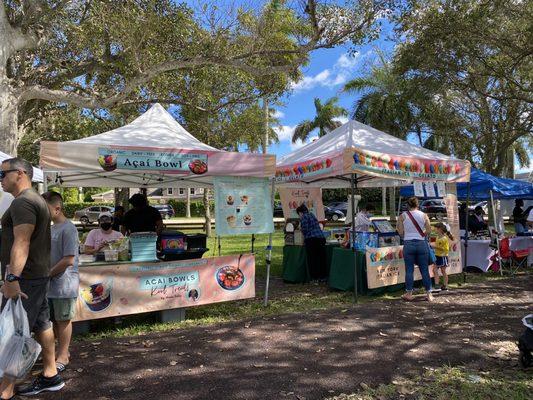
[291,97,347,143]
[0,0,392,155]
[393,0,533,176]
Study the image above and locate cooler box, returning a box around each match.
[130,232,157,262]
[186,234,207,249]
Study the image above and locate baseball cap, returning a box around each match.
[98,211,113,220]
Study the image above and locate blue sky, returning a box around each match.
[268,23,396,158]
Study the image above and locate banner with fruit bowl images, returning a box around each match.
[73,254,255,322]
[278,187,325,221]
[343,148,471,182]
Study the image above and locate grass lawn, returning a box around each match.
[80,228,512,340]
[327,366,533,400]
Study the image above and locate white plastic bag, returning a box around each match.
[0,298,42,379]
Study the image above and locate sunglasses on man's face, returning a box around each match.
[0,169,26,179]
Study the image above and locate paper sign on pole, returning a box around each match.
[413,181,424,197]
[345,195,361,225]
[278,187,325,221]
[424,182,436,198]
[436,181,446,198]
[444,183,462,274]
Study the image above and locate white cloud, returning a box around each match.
[334,116,349,125]
[273,124,296,142]
[290,52,364,93]
[335,53,360,69]
[290,135,319,151]
[272,109,285,119]
[291,69,332,91]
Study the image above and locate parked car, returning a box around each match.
[325,206,345,221]
[153,204,175,219]
[326,201,345,209]
[330,202,348,216]
[419,199,447,220]
[74,205,114,224]
[469,201,488,214]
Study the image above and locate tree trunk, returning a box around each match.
[185,187,191,218]
[114,188,130,210]
[262,97,269,154]
[381,187,387,216]
[203,189,212,237]
[0,89,20,155]
[389,186,396,222]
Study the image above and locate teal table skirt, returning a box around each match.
[282,243,338,283]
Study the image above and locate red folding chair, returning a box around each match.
[499,237,528,275]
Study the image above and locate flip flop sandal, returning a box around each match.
[401,294,414,302]
[56,362,68,373]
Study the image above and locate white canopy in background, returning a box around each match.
[0,151,44,218]
[0,151,44,183]
[40,104,275,188]
[276,120,470,188]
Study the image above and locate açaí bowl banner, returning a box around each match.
[74,254,255,321]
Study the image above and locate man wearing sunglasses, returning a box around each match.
[0,158,64,398]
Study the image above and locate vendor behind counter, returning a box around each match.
[122,193,163,235]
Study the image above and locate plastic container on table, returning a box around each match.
[130,232,158,262]
[103,249,119,262]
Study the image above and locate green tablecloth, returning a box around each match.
[329,248,405,295]
[282,243,339,283]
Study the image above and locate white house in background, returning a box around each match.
[91,187,205,203]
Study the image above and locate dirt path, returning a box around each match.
[32,275,532,400]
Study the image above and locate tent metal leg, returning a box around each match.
[350,173,358,303]
[463,182,470,283]
[264,180,275,306]
[490,190,503,276]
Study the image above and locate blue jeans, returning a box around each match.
[403,240,432,292]
[515,223,525,234]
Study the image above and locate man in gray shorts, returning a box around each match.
[0,158,64,399]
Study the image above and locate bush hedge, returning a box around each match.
[167,199,214,217]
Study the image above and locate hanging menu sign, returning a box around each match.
[214,177,274,236]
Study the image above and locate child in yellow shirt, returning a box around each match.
[431,222,454,291]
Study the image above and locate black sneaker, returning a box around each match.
[17,374,64,396]
[441,286,448,291]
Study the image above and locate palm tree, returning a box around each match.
[342,52,417,142]
[291,97,347,143]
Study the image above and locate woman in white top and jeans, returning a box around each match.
[397,197,433,302]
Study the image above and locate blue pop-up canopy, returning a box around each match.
[400,168,533,200]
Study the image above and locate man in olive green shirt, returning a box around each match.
[0,158,64,398]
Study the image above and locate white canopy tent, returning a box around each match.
[0,151,44,218]
[0,151,44,183]
[40,104,275,188]
[274,120,471,302]
[276,120,470,188]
